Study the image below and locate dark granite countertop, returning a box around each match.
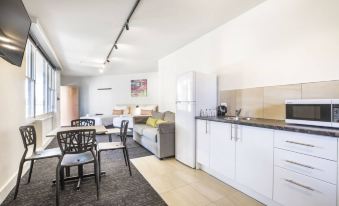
[195,116,339,138]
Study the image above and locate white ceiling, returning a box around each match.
[22,0,265,76]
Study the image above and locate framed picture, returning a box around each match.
[131,79,147,97]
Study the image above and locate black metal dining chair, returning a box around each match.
[14,125,61,200]
[71,119,95,127]
[97,120,132,178]
[64,119,95,178]
[55,129,99,206]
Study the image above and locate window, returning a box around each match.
[25,40,57,118]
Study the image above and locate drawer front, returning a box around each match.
[274,148,337,184]
[274,167,336,206]
[274,130,337,161]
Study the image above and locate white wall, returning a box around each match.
[0,55,61,203]
[0,57,26,202]
[158,0,339,112]
[61,72,159,116]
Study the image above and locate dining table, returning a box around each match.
[46,125,108,137]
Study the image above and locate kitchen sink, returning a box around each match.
[224,116,251,121]
[224,116,239,121]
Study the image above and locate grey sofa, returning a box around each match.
[133,111,175,159]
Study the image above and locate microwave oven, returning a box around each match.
[285,99,339,128]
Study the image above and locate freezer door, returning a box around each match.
[175,101,196,168]
[176,71,195,102]
[195,72,217,112]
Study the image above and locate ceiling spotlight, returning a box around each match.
[125,23,129,30]
[99,68,104,73]
[114,44,118,49]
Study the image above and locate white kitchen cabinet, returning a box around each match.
[196,119,210,166]
[210,121,235,180]
[274,148,337,184]
[274,166,336,206]
[275,130,337,161]
[236,125,274,199]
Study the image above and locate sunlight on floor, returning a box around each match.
[131,156,263,206]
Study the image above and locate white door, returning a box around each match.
[236,125,274,199]
[210,122,235,180]
[175,101,196,168]
[176,71,195,102]
[196,119,210,166]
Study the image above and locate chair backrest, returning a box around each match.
[119,120,129,145]
[57,129,96,154]
[19,125,37,151]
[71,119,95,127]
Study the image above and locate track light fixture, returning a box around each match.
[104,0,141,63]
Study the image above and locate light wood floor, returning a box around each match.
[131,156,264,206]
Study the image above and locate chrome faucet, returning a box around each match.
[235,109,242,117]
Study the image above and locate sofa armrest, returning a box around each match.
[157,122,175,158]
[158,122,175,134]
[133,115,149,124]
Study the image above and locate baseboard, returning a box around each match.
[0,136,55,204]
[0,163,30,204]
[199,165,281,206]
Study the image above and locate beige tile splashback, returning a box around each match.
[263,84,301,120]
[220,80,339,120]
[302,81,339,99]
[236,88,264,118]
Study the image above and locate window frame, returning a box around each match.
[25,39,57,119]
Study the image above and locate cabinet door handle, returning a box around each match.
[231,125,233,140]
[285,140,315,148]
[234,125,238,141]
[205,121,207,134]
[284,179,315,191]
[285,160,315,170]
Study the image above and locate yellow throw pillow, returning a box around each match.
[156,119,167,126]
[146,117,157,128]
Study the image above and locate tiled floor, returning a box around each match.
[131,156,264,206]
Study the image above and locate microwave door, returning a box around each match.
[332,104,339,128]
[286,104,332,127]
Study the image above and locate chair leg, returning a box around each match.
[65,167,71,177]
[60,166,65,190]
[56,163,61,206]
[27,160,34,184]
[94,157,100,200]
[122,149,128,166]
[124,148,132,176]
[98,151,101,182]
[13,155,26,200]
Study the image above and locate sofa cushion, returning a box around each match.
[146,117,157,128]
[141,109,152,116]
[142,127,158,142]
[164,111,175,122]
[134,124,149,135]
[152,111,164,120]
[112,109,123,115]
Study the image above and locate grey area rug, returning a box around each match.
[2,134,167,206]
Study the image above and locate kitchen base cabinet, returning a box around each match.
[274,167,336,206]
[195,119,338,206]
[210,121,235,180]
[236,125,274,199]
